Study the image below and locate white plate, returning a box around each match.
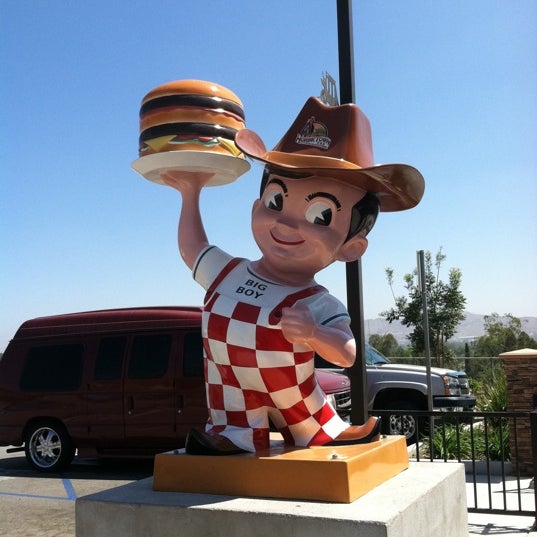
[131,151,251,187]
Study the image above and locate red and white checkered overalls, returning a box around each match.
[193,246,350,452]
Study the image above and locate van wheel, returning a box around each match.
[24,421,75,472]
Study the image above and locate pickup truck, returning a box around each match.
[315,344,476,443]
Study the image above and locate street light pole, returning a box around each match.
[336,0,369,424]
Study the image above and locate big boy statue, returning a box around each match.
[161,96,425,455]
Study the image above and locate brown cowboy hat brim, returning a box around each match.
[235,128,425,212]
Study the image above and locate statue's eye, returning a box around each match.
[264,191,283,212]
[305,202,333,226]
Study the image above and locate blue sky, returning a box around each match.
[2,1,536,351]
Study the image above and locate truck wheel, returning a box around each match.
[379,401,424,445]
[24,421,75,472]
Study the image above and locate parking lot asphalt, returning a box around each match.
[0,446,535,537]
[0,447,152,537]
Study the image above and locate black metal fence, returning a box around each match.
[374,409,536,528]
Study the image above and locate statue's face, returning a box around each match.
[251,173,366,280]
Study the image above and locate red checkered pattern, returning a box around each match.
[198,253,349,452]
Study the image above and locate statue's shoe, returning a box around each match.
[185,428,247,456]
[325,416,382,446]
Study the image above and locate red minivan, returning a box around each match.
[0,306,351,471]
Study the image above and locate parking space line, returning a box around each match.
[0,476,77,502]
[62,477,77,500]
[0,490,75,501]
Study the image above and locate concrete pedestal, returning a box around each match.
[76,462,468,537]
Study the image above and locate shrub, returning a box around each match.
[481,418,510,460]
[429,423,476,460]
[427,420,509,461]
[477,367,507,412]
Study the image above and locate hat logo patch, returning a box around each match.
[295,116,331,150]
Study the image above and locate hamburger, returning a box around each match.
[138,79,246,158]
[132,79,250,186]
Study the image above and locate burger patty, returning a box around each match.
[139,122,238,146]
[140,94,244,120]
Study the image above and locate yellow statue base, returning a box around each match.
[152,435,408,503]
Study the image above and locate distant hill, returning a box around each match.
[364,312,537,346]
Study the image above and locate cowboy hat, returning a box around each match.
[235,97,425,212]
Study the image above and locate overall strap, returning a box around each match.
[268,284,327,325]
[204,257,244,305]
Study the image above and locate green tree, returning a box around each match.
[473,313,537,356]
[382,248,466,368]
[368,333,403,357]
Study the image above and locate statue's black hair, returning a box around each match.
[260,166,379,240]
[344,191,379,240]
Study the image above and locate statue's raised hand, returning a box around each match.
[160,170,215,193]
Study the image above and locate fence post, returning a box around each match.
[530,410,537,531]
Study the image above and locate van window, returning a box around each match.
[183,332,204,378]
[95,337,126,380]
[128,334,171,379]
[20,344,84,392]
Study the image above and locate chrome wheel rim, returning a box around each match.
[28,427,62,469]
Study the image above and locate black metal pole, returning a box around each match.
[336,0,369,425]
[530,410,537,531]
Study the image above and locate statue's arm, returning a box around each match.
[161,171,213,270]
[280,302,356,367]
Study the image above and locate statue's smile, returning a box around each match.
[270,230,304,246]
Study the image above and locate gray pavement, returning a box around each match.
[0,446,535,536]
[466,473,536,536]
[469,512,536,536]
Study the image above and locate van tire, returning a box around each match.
[24,421,75,472]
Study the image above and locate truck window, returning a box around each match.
[95,337,126,380]
[20,344,84,392]
[183,332,204,378]
[128,334,171,379]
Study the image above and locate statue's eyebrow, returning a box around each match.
[266,178,288,193]
[306,192,341,210]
